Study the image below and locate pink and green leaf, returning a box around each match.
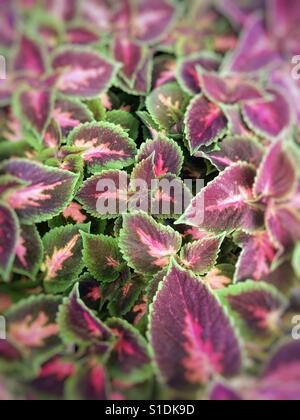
[150,262,241,390]
[0,203,19,282]
[13,35,46,76]
[119,212,182,275]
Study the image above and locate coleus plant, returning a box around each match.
[0,0,300,401]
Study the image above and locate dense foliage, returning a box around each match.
[0,0,300,401]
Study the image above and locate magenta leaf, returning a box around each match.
[235,231,278,283]
[82,232,125,283]
[180,235,225,275]
[13,35,46,76]
[218,281,286,343]
[254,141,297,200]
[119,212,182,275]
[150,262,241,390]
[178,53,221,95]
[52,48,118,98]
[5,296,61,361]
[14,225,43,280]
[80,0,111,31]
[58,283,112,346]
[130,0,178,43]
[225,14,280,73]
[266,203,300,250]
[67,122,137,174]
[117,53,153,96]
[242,89,291,139]
[185,95,228,154]
[0,203,19,281]
[28,354,75,398]
[52,98,93,137]
[146,82,190,133]
[210,383,242,401]
[41,223,90,294]
[107,318,152,383]
[177,163,263,233]
[200,71,264,105]
[43,119,62,149]
[66,26,100,45]
[217,0,265,26]
[3,159,79,224]
[137,134,184,177]
[204,136,265,172]
[77,170,129,219]
[112,36,145,81]
[66,358,109,401]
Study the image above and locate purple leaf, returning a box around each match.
[242,89,291,139]
[14,225,43,280]
[218,281,286,342]
[45,0,78,22]
[77,170,129,219]
[217,0,266,26]
[178,53,221,95]
[13,35,46,76]
[180,235,224,275]
[58,283,112,346]
[119,212,182,275]
[0,203,19,281]
[43,119,62,149]
[66,26,100,45]
[80,0,111,31]
[185,95,228,154]
[235,231,278,282]
[42,224,90,294]
[52,48,118,98]
[210,383,242,401]
[137,134,184,177]
[67,122,137,174]
[254,141,297,200]
[107,318,152,382]
[200,71,264,105]
[82,233,125,283]
[131,0,178,44]
[3,159,78,224]
[225,14,280,73]
[150,263,241,390]
[112,36,145,81]
[177,163,263,233]
[204,136,265,171]
[52,98,93,137]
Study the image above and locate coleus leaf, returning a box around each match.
[216,0,265,26]
[254,141,297,201]
[177,53,221,95]
[137,134,184,177]
[242,89,292,139]
[13,225,43,280]
[80,0,111,31]
[292,244,300,278]
[150,262,241,391]
[105,110,140,141]
[28,354,75,398]
[78,274,102,311]
[224,14,280,73]
[116,53,153,96]
[2,159,79,224]
[52,47,118,98]
[151,174,193,219]
[43,119,62,149]
[153,55,176,88]
[82,233,125,283]
[45,0,78,22]
[199,71,264,105]
[210,383,242,401]
[266,203,300,251]
[217,281,287,343]
[119,212,182,275]
[130,0,178,44]
[234,231,278,283]
[57,283,112,347]
[67,122,137,174]
[185,94,228,155]
[66,358,109,401]
[13,35,46,76]
[146,82,190,133]
[77,170,129,219]
[52,97,93,137]
[180,234,225,275]
[204,136,265,172]
[4,296,61,362]
[0,203,19,282]
[41,223,90,294]
[66,26,100,45]
[177,163,263,233]
[106,318,152,383]
[112,36,145,81]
